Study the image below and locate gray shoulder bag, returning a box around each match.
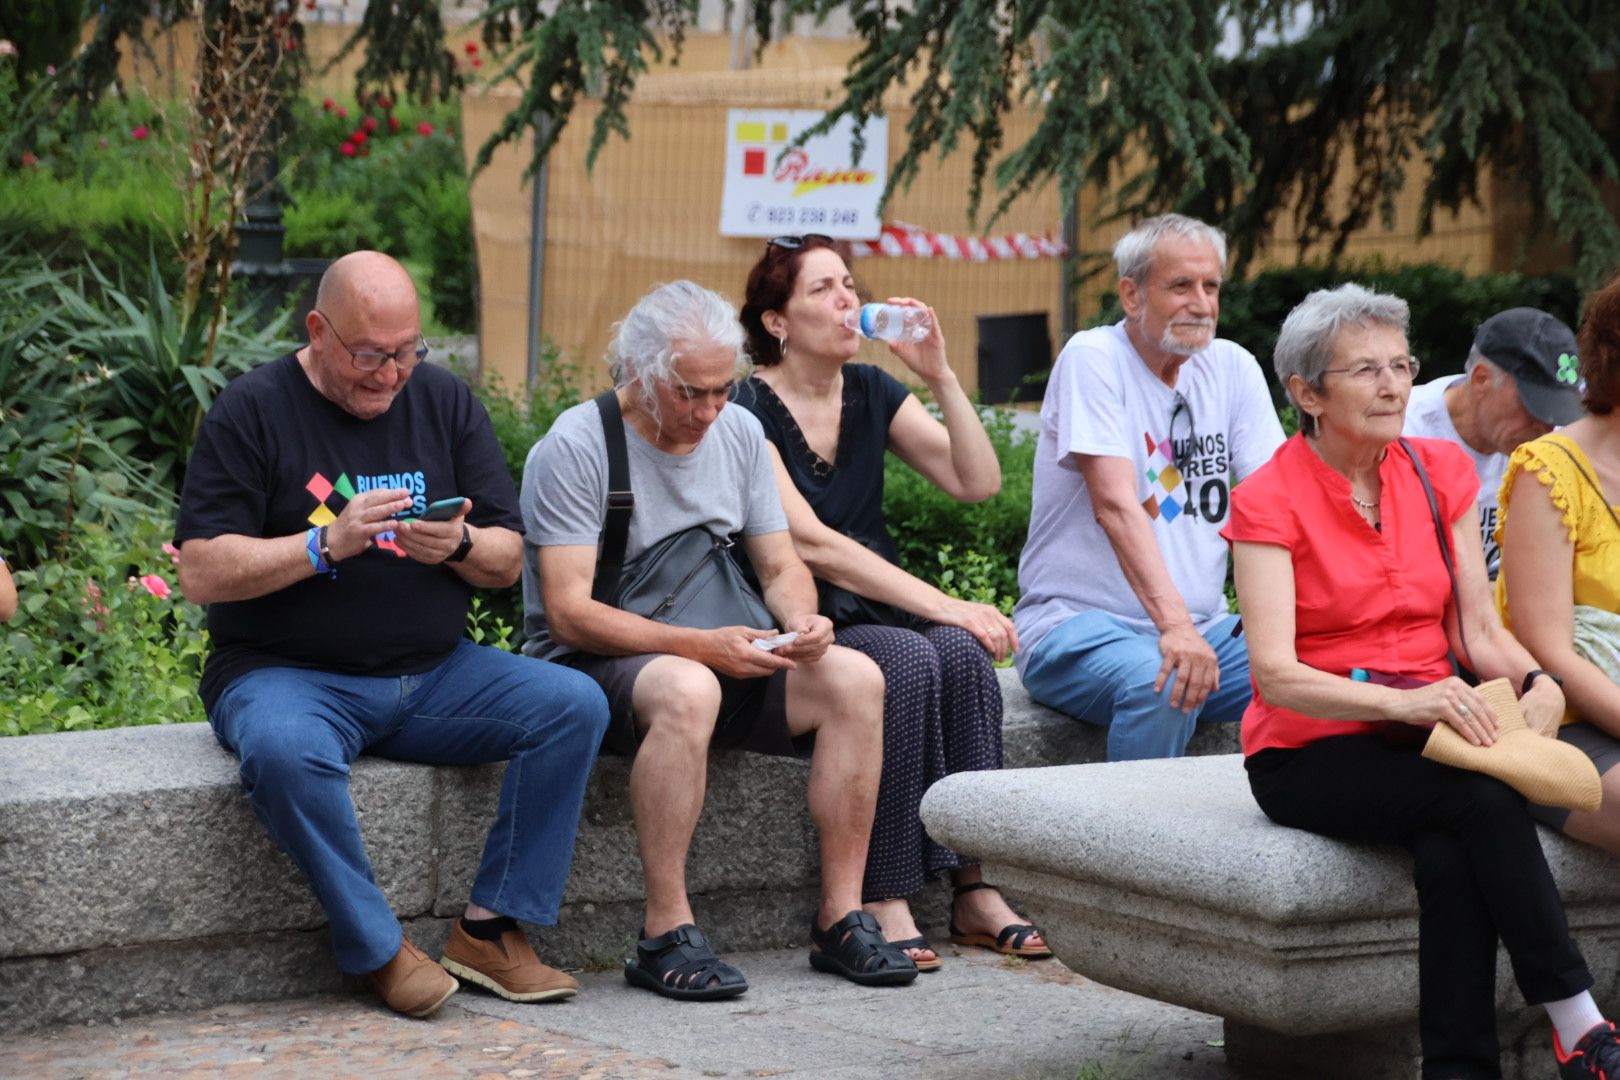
[591,390,775,630]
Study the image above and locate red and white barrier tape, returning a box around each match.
[847,221,1067,260]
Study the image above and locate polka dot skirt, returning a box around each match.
[833,623,1004,902]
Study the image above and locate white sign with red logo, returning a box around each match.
[719,110,888,240]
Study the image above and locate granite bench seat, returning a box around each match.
[920,755,1620,1080]
[0,667,1236,1031]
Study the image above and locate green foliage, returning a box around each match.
[883,405,1032,613]
[403,173,476,332]
[1093,260,1582,409]
[470,346,584,636]
[283,190,384,258]
[279,95,474,330]
[0,519,208,736]
[476,345,586,482]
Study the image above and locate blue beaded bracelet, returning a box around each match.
[305,526,336,578]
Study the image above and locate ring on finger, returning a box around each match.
[1456,704,1473,718]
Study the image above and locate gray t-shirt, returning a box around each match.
[519,396,788,660]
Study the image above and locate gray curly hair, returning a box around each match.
[606,280,750,425]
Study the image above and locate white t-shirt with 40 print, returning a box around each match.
[1013,321,1285,674]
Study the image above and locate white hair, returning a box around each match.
[1274,283,1411,437]
[1463,346,1508,384]
[1112,214,1229,285]
[606,280,749,423]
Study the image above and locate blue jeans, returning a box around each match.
[208,639,610,974]
[1020,610,1250,761]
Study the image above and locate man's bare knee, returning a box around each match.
[632,656,723,747]
[790,646,883,735]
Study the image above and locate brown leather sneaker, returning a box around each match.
[368,937,459,1018]
[439,919,579,1003]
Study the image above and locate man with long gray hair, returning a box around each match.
[1013,214,1285,761]
[520,280,909,1000]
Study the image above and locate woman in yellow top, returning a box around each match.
[1498,271,1620,850]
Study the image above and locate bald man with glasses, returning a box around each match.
[174,251,609,1019]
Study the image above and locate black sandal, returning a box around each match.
[623,924,749,1001]
[947,882,1053,959]
[808,910,919,986]
[889,935,944,973]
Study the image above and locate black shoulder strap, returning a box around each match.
[592,389,636,604]
[1399,437,1473,672]
[1545,438,1620,536]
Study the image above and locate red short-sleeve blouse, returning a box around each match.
[1220,434,1480,754]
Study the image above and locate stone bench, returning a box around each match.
[0,667,1236,1031]
[920,755,1620,1080]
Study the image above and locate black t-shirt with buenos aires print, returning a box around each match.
[174,351,523,711]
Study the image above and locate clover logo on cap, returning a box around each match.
[1557,353,1580,385]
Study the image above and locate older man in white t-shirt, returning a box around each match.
[1013,214,1285,761]
[1402,307,1583,576]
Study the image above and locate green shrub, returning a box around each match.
[283,189,384,258]
[403,173,476,332]
[462,345,584,636]
[0,518,208,735]
[883,405,1033,613]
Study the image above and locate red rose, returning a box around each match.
[377,96,393,110]
[417,121,434,136]
[350,129,367,145]
[322,97,334,111]
[388,116,400,133]
[335,105,349,119]
[465,41,479,54]
[362,116,378,133]
[132,125,150,141]
[340,142,357,157]
[470,57,481,69]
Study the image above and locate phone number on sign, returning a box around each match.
[747,204,864,228]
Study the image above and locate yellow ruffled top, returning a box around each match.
[1495,434,1620,676]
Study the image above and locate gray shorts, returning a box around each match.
[560,651,799,758]
[1527,722,1620,829]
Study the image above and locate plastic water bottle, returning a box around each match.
[845,303,932,342]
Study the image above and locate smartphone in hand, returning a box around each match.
[751,631,801,652]
[418,497,467,522]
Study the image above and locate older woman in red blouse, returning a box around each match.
[1222,284,1619,1080]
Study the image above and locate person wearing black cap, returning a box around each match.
[1403,307,1584,575]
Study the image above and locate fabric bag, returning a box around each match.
[590,390,774,630]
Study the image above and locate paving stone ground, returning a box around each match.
[7,947,1235,1080]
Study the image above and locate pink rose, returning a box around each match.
[139,574,172,599]
[132,125,149,141]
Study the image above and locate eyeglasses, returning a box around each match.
[766,234,833,251]
[1320,357,1421,385]
[1170,392,1196,474]
[314,310,429,373]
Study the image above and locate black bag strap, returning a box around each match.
[1399,437,1474,674]
[1545,438,1620,536]
[592,389,636,604]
